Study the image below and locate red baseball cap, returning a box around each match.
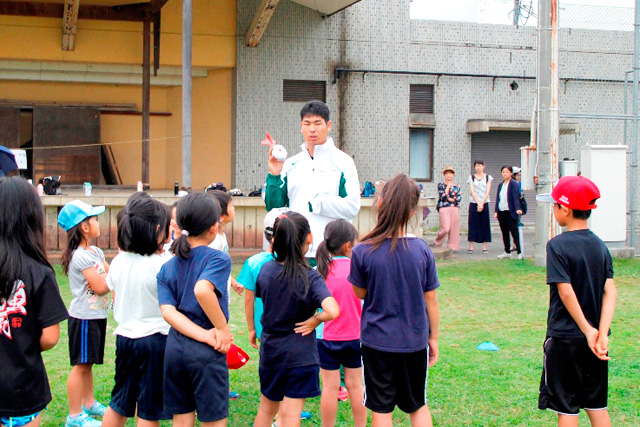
[226,343,250,369]
[536,175,600,210]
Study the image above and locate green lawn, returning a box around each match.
[42,259,639,426]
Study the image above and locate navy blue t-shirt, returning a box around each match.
[348,237,440,353]
[256,260,332,370]
[546,229,614,338]
[157,246,232,329]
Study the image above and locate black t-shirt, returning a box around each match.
[256,261,331,370]
[546,229,614,338]
[0,257,69,417]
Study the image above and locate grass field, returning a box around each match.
[41,258,639,427]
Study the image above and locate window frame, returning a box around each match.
[408,127,434,183]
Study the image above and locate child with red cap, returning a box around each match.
[536,175,617,427]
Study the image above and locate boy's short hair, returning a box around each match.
[205,190,231,216]
[567,206,593,220]
[300,100,330,123]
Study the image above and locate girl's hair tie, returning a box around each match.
[278,213,288,220]
[181,229,190,236]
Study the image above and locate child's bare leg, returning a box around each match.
[371,411,393,427]
[254,395,280,427]
[135,418,160,427]
[557,414,579,427]
[67,364,92,415]
[202,418,227,427]
[585,409,611,427]
[81,365,96,407]
[172,412,196,427]
[101,407,127,427]
[409,405,433,427]
[17,412,42,427]
[343,367,366,427]
[279,397,305,427]
[320,368,340,427]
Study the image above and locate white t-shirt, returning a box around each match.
[106,252,170,339]
[466,174,493,204]
[209,232,232,294]
[499,181,510,211]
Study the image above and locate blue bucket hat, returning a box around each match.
[58,200,106,231]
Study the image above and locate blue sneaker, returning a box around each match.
[65,412,101,427]
[301,411,312,420]
[82,401,107,417]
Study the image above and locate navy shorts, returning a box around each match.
[109,333,169,421]
[538,336,608,415]
[68,317,106,365]
[259,365,321,401]
[163,330,228,422]
[361,345,428,414]
[317,339,362,370]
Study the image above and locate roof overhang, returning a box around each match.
[289,0,362,16]
[466,119,580,135]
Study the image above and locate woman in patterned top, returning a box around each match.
[434,165,461,251]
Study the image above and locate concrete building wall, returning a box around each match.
[235,0,634,227]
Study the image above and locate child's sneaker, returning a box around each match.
[229,391,240,400]
[300,411,312,420]
[82,401,107,417]
[65,412,102,427]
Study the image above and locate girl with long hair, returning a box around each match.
[59,199,111,427]
[349,173,440,427]
[156,192,232,427]
[253,212,339,427]
[315,220,366,427]
[0,177,68,427]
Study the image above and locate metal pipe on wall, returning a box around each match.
[631,0,639,251]
[182,0,192,188]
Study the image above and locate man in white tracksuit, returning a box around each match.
[265,100,361,261]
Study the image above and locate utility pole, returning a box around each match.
[182,0,192,189]
[513,0,520,25]
[534,0,560,266]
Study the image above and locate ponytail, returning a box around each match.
[271,211,311,297]
[171,193,220,259]
[62,224,89,275]
[316,219,358,280]
[361,173,420,251]
[118,198,171,255]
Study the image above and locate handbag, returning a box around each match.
[519,193,527,215]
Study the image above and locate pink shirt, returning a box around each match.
[322,257,362,341]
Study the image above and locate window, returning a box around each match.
[409,84,434,114]
[283,80,326,103]
[409,128,433,181]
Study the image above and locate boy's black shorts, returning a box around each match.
[361,345,428,414]
[317,339,362,370]
[538,336,608,415]
[68,317,107,365]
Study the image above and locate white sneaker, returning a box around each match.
[497,252,510,259]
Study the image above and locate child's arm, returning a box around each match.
[294,296,340,336]
[230,276,244,295]
[244,289,258,349]
[40,324,60,351]
[160,304,218,348]
[352,286,367,299]
[193,279,231,354]
[82,268,110,295]
[424,290,440,367]
[557,282,599,356]
[595,278,617,360]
